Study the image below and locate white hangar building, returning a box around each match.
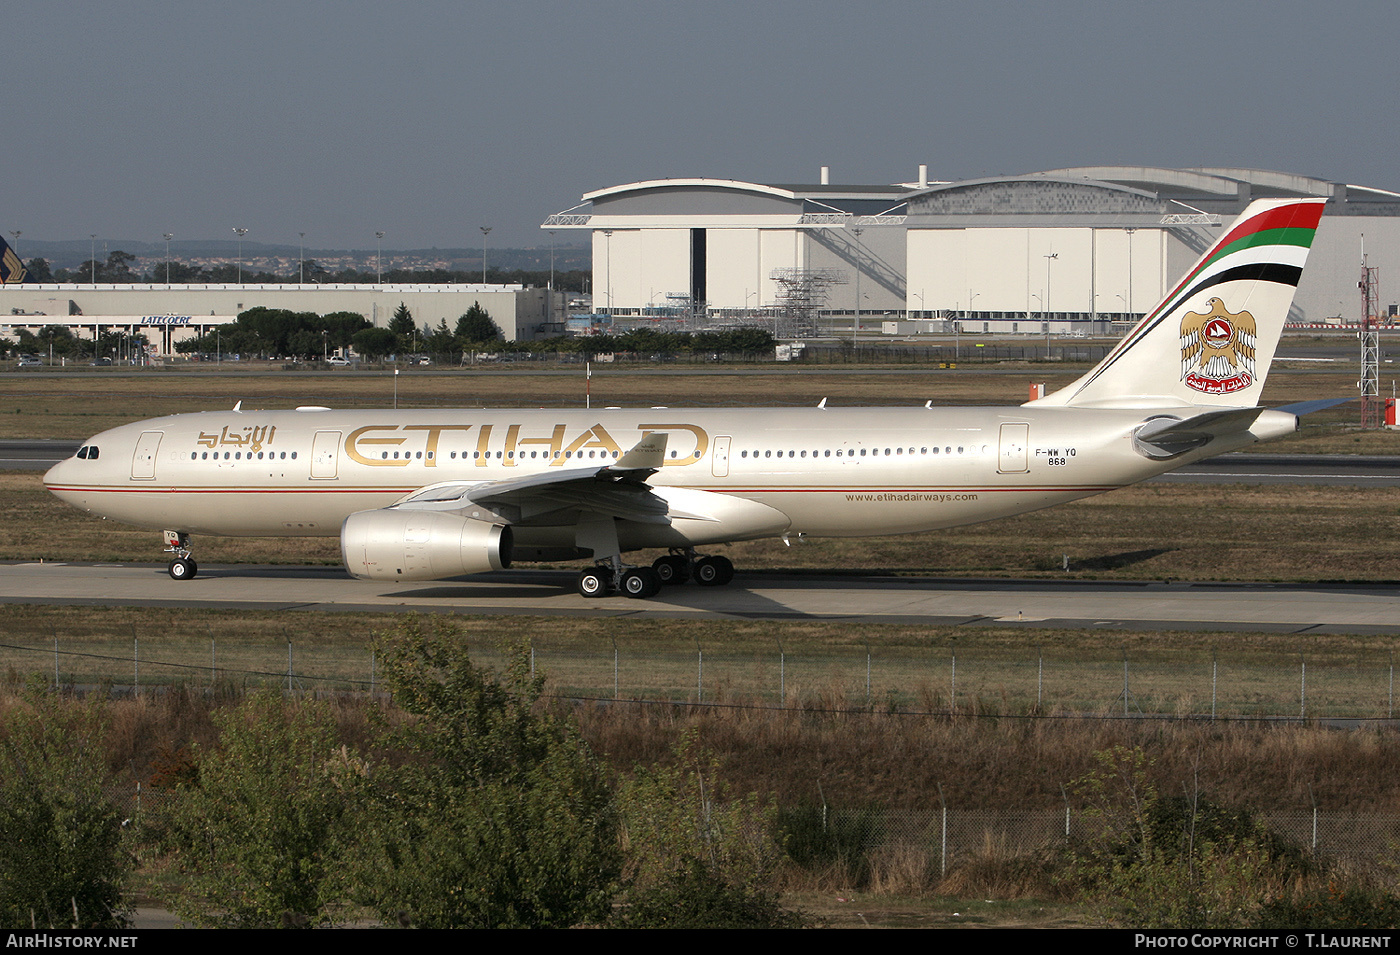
[543,166,1400,333]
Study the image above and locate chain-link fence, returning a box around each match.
[8,638,1400,721]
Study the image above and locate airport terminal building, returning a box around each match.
[543,166,1400,333]
[0,283,562,355]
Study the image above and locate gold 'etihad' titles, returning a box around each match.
[197,425,277,452]
[341,421,710,468]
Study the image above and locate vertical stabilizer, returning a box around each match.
[1030,197,1326,409]
[0,236,25,285]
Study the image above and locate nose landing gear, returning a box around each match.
[163,530,198,581]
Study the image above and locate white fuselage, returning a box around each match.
[43,404,1292,555]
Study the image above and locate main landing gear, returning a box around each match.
[163,530,198,581]
[575,549,735,599]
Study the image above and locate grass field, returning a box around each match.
[8,468,1399,581]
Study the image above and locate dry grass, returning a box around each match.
[10,463,1400,581]
[15,671,1400,819]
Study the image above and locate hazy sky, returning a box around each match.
[9,0,1399,251]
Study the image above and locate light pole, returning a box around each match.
[601,229,613,315]
[375,232,384,283]
[548,230,556,291]
[163,234,173,284]
[1124,227,1136,319]
[232,227,248,283]
[90,235,96,283]
[8,231,19,262]
[480,226,491,284]
[299,233,306,283]
[1043,252,1057,353]
[851,227,864,350]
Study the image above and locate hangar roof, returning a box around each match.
[545,167,1400,230]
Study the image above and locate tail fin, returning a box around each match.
[0,236,25,285]
[1030,197,1327,409]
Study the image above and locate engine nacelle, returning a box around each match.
[341,508,513,581]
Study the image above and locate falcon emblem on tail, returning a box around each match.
[1180,297,1256,395]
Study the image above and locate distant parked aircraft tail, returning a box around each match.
[0,235,25,284]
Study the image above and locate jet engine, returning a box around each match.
[341,508,513,581]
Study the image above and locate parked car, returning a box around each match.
[17,357,42,368]
[326,356,351,367]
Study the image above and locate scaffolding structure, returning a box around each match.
[770,267,847,338]
[1360,257,1381,429]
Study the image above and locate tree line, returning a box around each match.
[172,304,775,363]
[20,251,591,292]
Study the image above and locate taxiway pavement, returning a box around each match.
[1,561,1395,634]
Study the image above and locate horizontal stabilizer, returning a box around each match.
[1132,407,1271,459]
[1273,398,1355,416]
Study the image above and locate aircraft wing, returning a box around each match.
[386,431,714,526]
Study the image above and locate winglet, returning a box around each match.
[614,431,669,470]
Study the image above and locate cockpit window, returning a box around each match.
[76,446,99,460]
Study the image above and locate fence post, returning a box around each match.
[865,641,871,707]
[937,783,948,878]
[1211,652,1218,721]
[776,637,785,704]
[1300,655,1306,720]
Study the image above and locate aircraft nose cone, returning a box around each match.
[44,456,82,505]
[43,458,68,486]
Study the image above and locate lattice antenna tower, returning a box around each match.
[1360,252,1381,429]
[770,267,847,337]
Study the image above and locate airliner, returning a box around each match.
[44,197,1328,598]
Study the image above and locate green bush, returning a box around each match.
[349,617,620,928]
[1254,884,1400,929]
[0,690,132,929]
[778,804,884,887]
[1067,745,1309,928]
[163,693,362,928]
[617,858,813,929]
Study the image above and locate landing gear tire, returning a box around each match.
[168,557,197,581]
[577,567,610,598]
[622,567,662,599]
[652,555,690,585]
[694,555,734,587]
